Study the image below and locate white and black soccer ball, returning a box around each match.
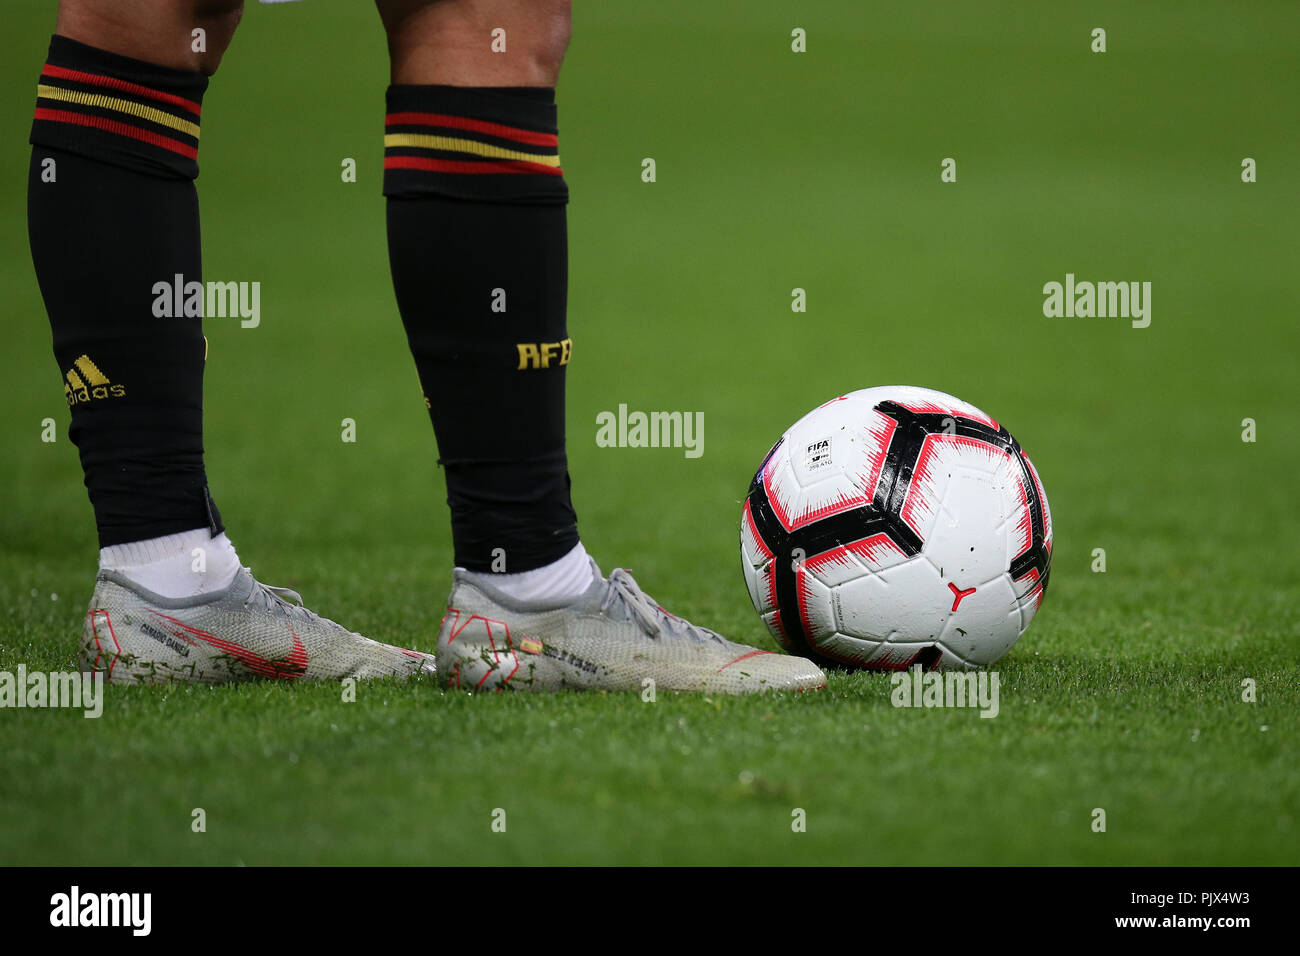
[740,386,1052,670]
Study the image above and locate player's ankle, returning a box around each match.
[461,540,594,604]
[99,528,240,600]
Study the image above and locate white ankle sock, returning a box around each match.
[99,528,242,599]
[463,541,595,604]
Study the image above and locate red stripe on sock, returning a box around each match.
[384,155,563,176]
[385,111,557,148]
[41,63,202,116]
[33,107,198,159]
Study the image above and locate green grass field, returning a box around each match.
[1,1,1297,865]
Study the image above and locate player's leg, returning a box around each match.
[31,0,240,603]
[52,0,245,73]
[379,0,585,597]
[29,0,434,683]
[377,1,826,693]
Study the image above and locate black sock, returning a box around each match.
[27,35,222,547]
[384,85,577,573]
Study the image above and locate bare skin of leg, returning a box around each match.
[54,0,244,74]
[56,0,569,84]
[375,0,570,86]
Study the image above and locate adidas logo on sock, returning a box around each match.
[64,355,125,406]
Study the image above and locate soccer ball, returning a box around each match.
[740,386,1052,670]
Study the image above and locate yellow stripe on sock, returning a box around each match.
[36,84,201,140]
[66,368,86,391]
[74,355,110,386]
[383,133,561,167]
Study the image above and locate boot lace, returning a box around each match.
[598,568,725,645]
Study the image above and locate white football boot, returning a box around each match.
[437,560,826,694]
[80,567,437,684]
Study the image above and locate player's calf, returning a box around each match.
[55,0,245,75]
[377,0,570,87]
[380,0,583,588]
